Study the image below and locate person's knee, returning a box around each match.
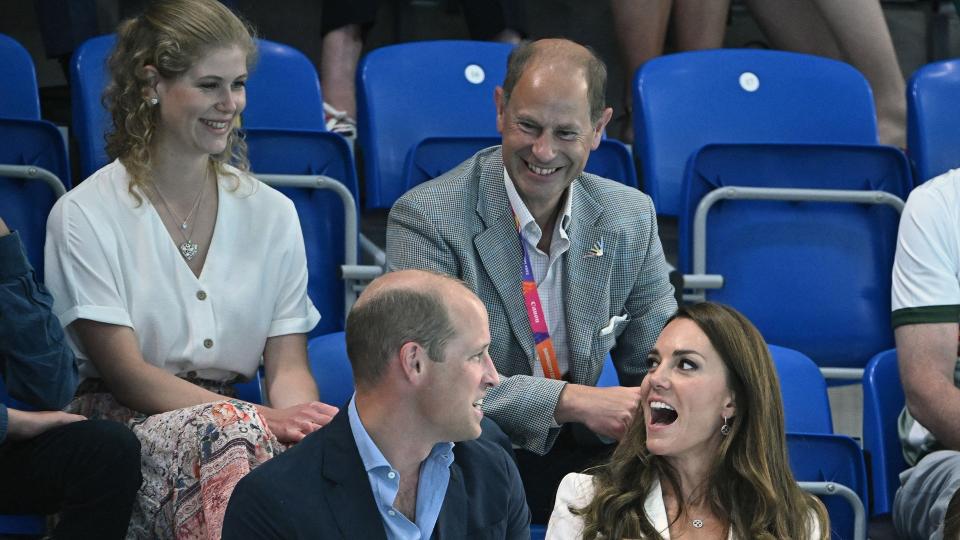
[55,419,141,494]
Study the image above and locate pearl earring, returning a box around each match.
[149,97,159,106]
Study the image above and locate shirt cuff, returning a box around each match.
[0,231,31,281]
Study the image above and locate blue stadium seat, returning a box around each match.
[769,345,832,434]
[0,118,70,274]
[246,128,359,336]
[789,433,868,540]
[680,143,911,378]
[862,348,908,517]
[0,33,41,120]
[634,49,879,216]
[907,58,960,183]
[307,331,354,409]
[402,136,638,192]
[234,370,264,405]
[357,40,513,209]
[242,39,326,131]
[70,33,114,179]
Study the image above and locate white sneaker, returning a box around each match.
[323,102,358,141]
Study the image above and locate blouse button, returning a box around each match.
[203,339,214,349]
[196,290,207,301]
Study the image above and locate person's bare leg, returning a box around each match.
[610,0,673,142]
[745,0,905,147]
[672,0,730,50]
[812,0,906,147]
[320,23,362,119]
[744,0,841,57]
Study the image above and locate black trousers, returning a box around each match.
[0,419,141,539]
[515,426,615,525]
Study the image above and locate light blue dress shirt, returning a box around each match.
[348,397,455,540]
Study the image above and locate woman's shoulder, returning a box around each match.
[52,160,139,221]
[557,473,597,505]
[219,164,294,211]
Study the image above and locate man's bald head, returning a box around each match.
[345,270,477,387]
[501,38,608,123]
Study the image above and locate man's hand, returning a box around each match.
[0,217,9,237]
[7,408,86,440]
[554,384,643,441]
[259,401,339,444]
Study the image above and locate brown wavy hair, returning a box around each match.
[103,0,257,202]
[574,302,828,539]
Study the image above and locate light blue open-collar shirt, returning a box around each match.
[348,397,455,540]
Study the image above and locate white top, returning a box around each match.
[503,168,573,378]
[546,473,821,539]
[44,159,320,381]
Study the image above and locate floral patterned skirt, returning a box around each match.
[67,380,285,540]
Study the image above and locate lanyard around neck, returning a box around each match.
[513,212,563,380]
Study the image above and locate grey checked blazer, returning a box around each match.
[386,147,676,455]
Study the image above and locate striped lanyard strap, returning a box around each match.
[513,212,563,380]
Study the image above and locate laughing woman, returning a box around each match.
[546,302,827,539]
[44,1,337,538]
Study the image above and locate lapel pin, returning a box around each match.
[584,237,604,258]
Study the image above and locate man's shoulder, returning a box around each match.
[577,173,656,223]
[241,431,326,488]
[453,435,518,485]
[906,168,960,218]
[395,147,500,207]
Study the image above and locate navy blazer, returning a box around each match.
[222,410,530,539]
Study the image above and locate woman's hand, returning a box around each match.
[7,408,86,440]
[259,401,339,444]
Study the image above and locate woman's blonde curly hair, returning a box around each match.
[103,0,257,203]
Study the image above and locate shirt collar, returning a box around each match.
[348,396,455,474]
[503,167,573,245]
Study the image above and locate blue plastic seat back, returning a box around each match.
[246,128,357,336]
[71,33,114,179]
[787,432,868,540]
[403,136,638,193]
[0,33,41,120]
[357,40,513,209]
[72,36,327,179]
[907,58,960,183]
[243,39,325,131]
[862,348,907,516]
[0,118,71,274]
[769,345,832,434]
[307,331,355,409]
[234,369,264,404]
[634,49,878,216]
[585,139,638,189]
[595,352,618,388]
[681,143,911,370]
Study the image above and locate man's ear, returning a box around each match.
[494,86,506,134]
[591,106,614,150]
[398,341,425,383]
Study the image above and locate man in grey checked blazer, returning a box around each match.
[386,38,676,520]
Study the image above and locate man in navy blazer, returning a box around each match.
[222,269,530,539]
